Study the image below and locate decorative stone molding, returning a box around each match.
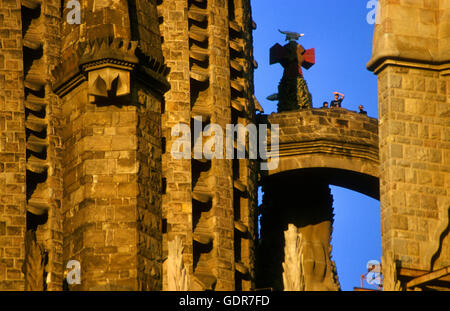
[51,37,169,100]
[264,108,380,199]
[86,67,131,101]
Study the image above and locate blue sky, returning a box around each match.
[252,0,381,291]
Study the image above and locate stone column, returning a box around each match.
[0,0,27,291]
[157,0,258,291]
[229,0,259,291]
[157,0,194,291]
[368,0,450,291]
[53,0,168,290]
[208,0,237,290]
[25,0,64,291]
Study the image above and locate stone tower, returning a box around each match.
[54,0,170,291]
[0,0,258,291]
[157,0,259,291]
[0,0,170,291]
[368,0,450,290]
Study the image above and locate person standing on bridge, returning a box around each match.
[330,91,344,108]
[359,105,367,115]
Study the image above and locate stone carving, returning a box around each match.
[270,37,315,112]
[368,1,450,291]
[330,260,340,289]
[282,223,340,291]
[3,0,448,292]
[299,223,340,291]
[22,230,46,291]
[88,67,131,98]
[52,37,169,99]
[282,224,305,291]
[79,38,138,101]
[167,236,189,291]
[93,0,123,12]
[78,37,139,66]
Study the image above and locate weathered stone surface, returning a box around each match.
[158,0,257,291]
[369,0,450,291]
[0,0,26,291]
[1,0,447,293]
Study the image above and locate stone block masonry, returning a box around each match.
[157,0,194,291]
[377,65,450,279]
[61,83,164,290]
[368,0,450,291]
[158,0,258,290]
[0,0,26,291]
[1,0,258,291]
[55,0,167,291]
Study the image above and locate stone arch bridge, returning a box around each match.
[257,107,380,291]
[266,107,379,199]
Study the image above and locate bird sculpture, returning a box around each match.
[278,29,304,41]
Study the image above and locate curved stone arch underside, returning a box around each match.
[270,156,380,200]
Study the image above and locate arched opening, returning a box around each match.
[256,168,381,290]
[330,185,381,291]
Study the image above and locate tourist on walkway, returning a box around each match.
[359,105,367,115]
[330,92,344,108]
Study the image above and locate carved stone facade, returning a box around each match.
[157,0,258,291]
[0,0,449,291]
[1,0,258,291]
